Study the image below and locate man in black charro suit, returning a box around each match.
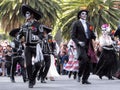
[9,28,27,83]
[36,25,54,83]
[17,4,43,88]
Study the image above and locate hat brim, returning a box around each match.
[9,28,20,37]
[21,4,43,20]
[43,25,52,34]
[77,10,89,19]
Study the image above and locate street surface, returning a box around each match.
[0,74,120,90]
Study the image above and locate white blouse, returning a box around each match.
[99,34,113,46]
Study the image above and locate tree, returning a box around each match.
[0,0,62,33]
[87,0,120,37]
[56,0,120,40]
[55,0,93,40]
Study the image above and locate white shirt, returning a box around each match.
[80,19,89,38]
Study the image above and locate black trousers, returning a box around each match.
[38,55,51,80]
[24,46,36,83]
[78,46,91,81]
[5,61,12,76]
[11,55,26,81]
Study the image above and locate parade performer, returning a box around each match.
[9,28,27,83]
[95,24,118,80]
[71,9,96,84]
[17,4,43,88]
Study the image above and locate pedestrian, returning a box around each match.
[71,9,96,84]
[37,25,55,83]
[64,39,79,79]
[17,4,43,88]
[9,28,27,83]
[4,45,12,77]
[95,24,118,80]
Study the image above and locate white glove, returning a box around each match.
[78,41,85,47]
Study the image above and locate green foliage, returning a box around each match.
[55,0,120,40]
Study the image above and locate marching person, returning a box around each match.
[95,24,118,80]
[9,28,27,83]
[64,39,79,80]
[4,45,12,77]
[71,9,96,84]
[37,26,55,83]
[16,4,43,88]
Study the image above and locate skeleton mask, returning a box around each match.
[80,11,87,20]
[25,11,31,20]
[101,24,111,34]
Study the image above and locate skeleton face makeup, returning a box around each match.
[80,11,87,20]
[25,11,31,20]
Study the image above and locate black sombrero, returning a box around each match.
[43,25,52,34]
[77,10,89,19]
[21,4,43,20]
[9,28,20,37]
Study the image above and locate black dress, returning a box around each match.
[95,45,118,79]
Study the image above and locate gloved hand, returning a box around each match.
[78,41,85,47]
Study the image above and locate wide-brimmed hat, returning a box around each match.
[21,4,43,20]
[9,28,20,37]
[43,25,52,34]
[77,10,89,19]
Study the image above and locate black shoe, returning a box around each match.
[99,75,102,79]
[41,78,46,83]
[68,72,72,78]
[73,75,77,79]
[10,77,15,83]
[29,83,33,88]
[82,81,91,84]
[23,78,28,83]
[32,79,36,85]
[41,80,47,83]
[108,77,114,80]
[37,75,41,81]
[77,77,80,82]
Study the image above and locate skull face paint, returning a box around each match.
[25,11,31,20]
[80,11,87,20]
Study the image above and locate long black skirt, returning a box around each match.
[95,48,118,78]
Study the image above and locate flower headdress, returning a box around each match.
[101,24,111,32]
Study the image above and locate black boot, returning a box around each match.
[68,71,72,78]
[29,82,33,88]
[10,77,15,83]
[77,76,80,82]
[82,80,91,84]
[73,72,77,79]
[99,75,102,79]
[41,77,46,83]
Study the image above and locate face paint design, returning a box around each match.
[25,11,31,20]
[101,24,111,34]
[80,11,87,20]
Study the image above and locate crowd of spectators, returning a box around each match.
[0,40,21,76]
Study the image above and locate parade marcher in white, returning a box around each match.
[95,24,118,80]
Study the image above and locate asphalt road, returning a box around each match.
[0,74,120,90]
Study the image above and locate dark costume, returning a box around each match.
[71,10,96,84]
[37,26,55,83]
[113,25,120,79]
[9,28,27,83]
[4,45,12,77]
[17,4,43,88]
[95,45,118,79]
[95,24,118,80]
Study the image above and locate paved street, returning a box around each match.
[0,75,120,90]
